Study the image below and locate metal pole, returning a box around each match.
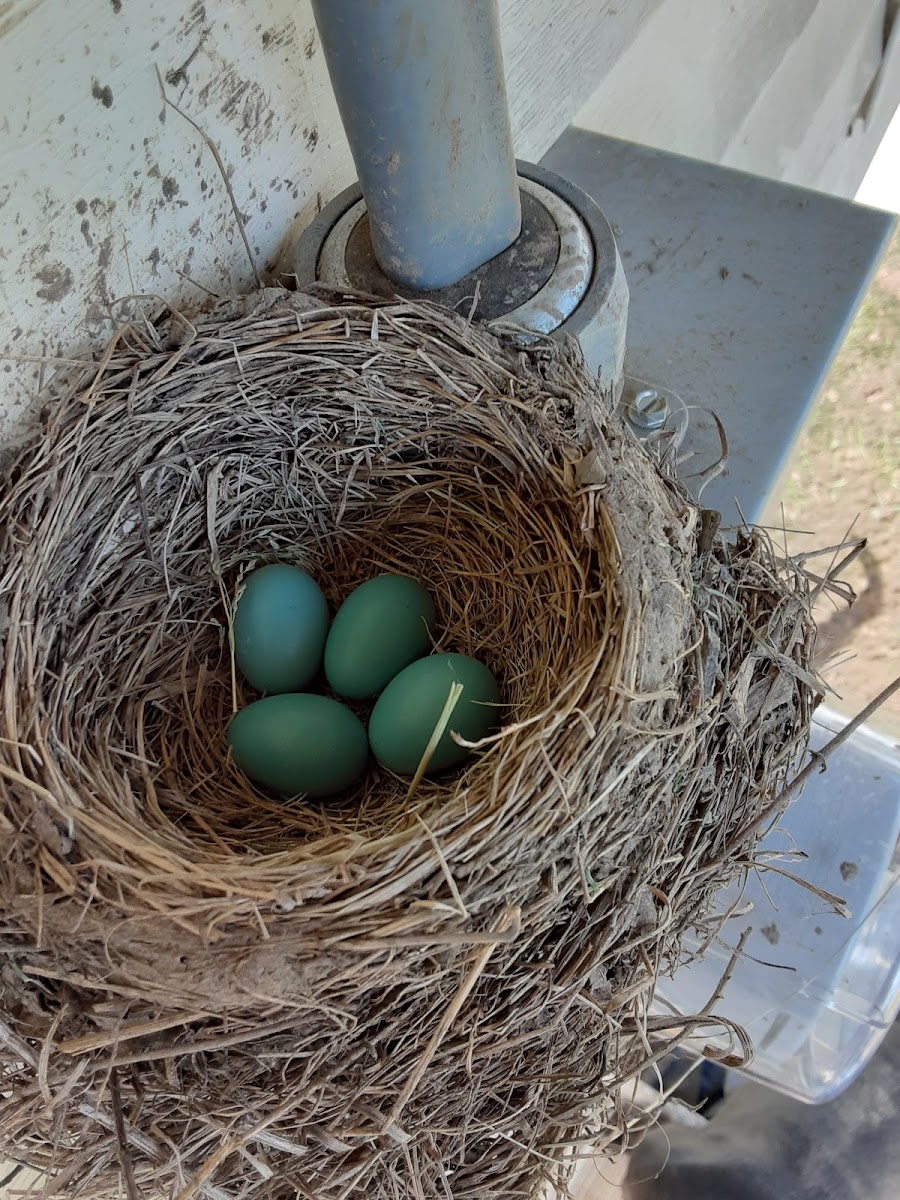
[310,0,521,291]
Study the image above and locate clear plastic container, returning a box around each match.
[655,706,900,1102]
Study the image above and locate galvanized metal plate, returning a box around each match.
[541,129,896,524]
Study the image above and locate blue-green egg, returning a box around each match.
[324,574,435,699]
[368,653,500,775]
[228,693,368,797]
[233,564,329,694]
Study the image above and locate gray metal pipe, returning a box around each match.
[310,0,521,291]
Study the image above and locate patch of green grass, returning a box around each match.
[783,232,900,513]
[833,272,900,371]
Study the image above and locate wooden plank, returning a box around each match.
[500,0,668,160]
[574,0,888,195]
[735,1,893,197]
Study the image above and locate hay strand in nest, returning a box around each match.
[0,292,842,1198]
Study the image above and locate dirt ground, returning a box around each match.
[763,229,900,736]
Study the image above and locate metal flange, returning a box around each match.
[294,160,629,397]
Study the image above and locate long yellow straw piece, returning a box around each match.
[405,682,465,803]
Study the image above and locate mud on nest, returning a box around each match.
[0,293,833,1198]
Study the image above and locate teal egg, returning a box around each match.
[233,564,329,694]
[368,653,500,775]
[228,694,367,797]
[324,574,436,699]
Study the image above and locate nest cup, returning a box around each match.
[0,294,821,1199]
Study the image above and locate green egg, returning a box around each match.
[228,693,368,797]
[369,653,500,776]
[324,574,436,699]
[233,564,329,694]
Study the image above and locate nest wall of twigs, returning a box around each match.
[0,293,823,1199]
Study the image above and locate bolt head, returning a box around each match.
[628,387,668,430]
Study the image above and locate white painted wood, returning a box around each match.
[0,0,355,441]
[854,35,900,210]
[725,0,887,193]
[0,0,895,444]
[500,0,668,161]
[574,0,891,196]
[575,0,822,169]
[789,7,900,198]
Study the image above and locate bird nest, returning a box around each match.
[0,293,828,1199]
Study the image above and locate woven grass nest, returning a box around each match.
[0,291,829,1199]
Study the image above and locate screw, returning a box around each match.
[628,387,668,430]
